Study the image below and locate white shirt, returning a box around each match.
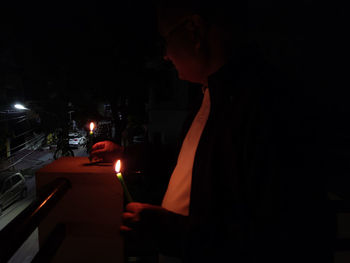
[161,88,211,216]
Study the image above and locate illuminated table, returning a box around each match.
[36,157,124,263]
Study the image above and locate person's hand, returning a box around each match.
[90,141,124,162]
[121,202,167,234]
[121,202,188,256]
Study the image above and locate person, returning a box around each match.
[90,1,334,262]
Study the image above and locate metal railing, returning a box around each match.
[0,177,71,263]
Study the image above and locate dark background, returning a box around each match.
[0,0,349,204]
[0,1,348,143]
[0,0,162,124]
[1,1,347,111]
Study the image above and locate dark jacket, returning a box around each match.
[158,48,334,263]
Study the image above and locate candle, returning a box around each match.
[89,122,95,135]
[114,160,133,203]
[88,122,95,161]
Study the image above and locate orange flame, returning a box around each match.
[90,122,95,132]
[115,160,121,173]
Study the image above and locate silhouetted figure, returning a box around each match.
[91,1,335,262]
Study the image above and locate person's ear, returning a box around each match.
[186,14,207,50]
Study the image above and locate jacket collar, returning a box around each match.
[207,57,243,110]
[207,47,264,110]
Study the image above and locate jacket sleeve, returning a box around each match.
[151,209,189,257]
[130,206,189,257]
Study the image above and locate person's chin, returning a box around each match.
[178,72,184,80]
[177,70,203,84]
[182,75,204,84]
[176,70,187,81]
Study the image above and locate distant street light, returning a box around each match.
[14,104,28,110]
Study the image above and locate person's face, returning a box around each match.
[159,15,210,84]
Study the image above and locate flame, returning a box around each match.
[115,160,121,173]
[90,122,95,132]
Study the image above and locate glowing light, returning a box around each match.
[14,104,28,110]
[33,189,57,215]
[89,122,95,135]
[114,159,133,203]
[90,122,95,132]
[115,160,121,173]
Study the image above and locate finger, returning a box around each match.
[89,151,105,160]
[90,148,108,156]
[91,145,104,152]
[120,225,133,233]
[122,212,139,224]
[89,155,102,162]
[125,202,144,213]
[91,142,106,151]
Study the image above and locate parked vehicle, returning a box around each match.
[68,132,86,148]
[0,172,27,215]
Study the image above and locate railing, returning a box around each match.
[0,177,71,263]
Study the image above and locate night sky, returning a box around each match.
[1,0,159,112]
[1,2,348,120]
